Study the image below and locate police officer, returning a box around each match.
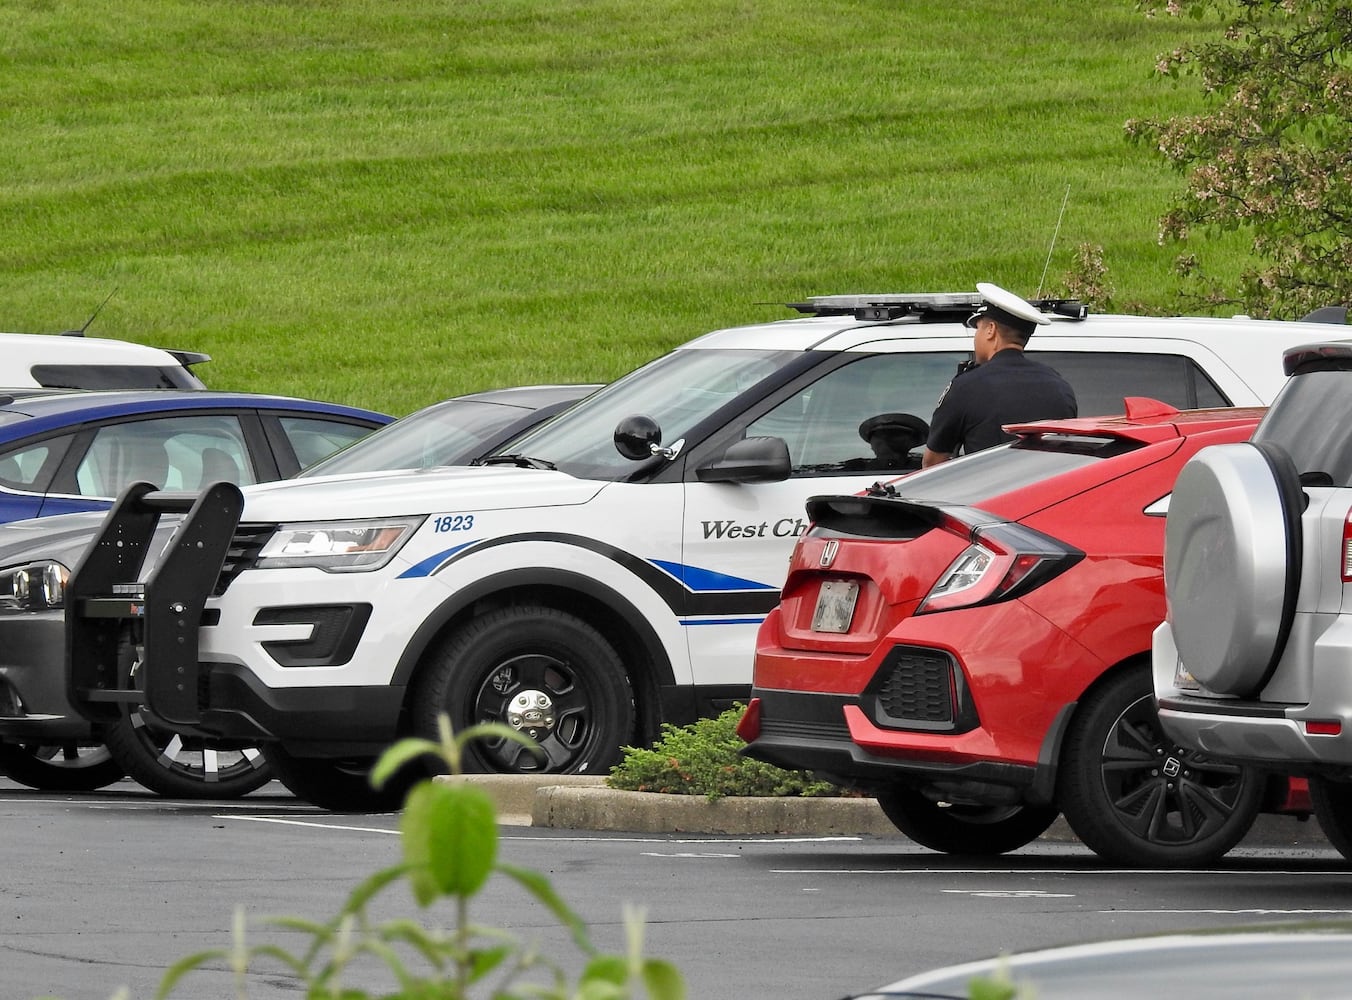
[922,282,1077,468]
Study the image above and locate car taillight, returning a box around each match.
[1343,509,1352,583]
[916,521,1083,615]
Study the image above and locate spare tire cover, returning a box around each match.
[1164,442,1302,696]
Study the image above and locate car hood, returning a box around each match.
[0,511,112,567]
[237,465,607,522]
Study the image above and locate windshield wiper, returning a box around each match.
[474,453,557,470]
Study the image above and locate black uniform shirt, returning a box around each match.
[927,349,1078,457]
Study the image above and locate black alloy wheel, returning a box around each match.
[875,785,1059,855]
[103,707,274,799]
[1057,665,1262,866]
[413,605,636,774]
[100,629,273,799]
[0,740,126,792]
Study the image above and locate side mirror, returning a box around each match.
[614,414,662,461]
[696,436,791,483]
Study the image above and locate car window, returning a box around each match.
[279,416,378,470]
[75,416,253,497]
[28,364,202,390]
[1039,352,1230,413]
[0,435,74,491]
[1254,370,1352,486]
[888,436,1131,503]
[747,353,963,475]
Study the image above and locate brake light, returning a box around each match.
[1343,509,1352,583]
[917,522,1083,615]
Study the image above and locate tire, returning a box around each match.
[413,606,635,774]
[1058,665,1263,866]
[1165,442,1303,697]
[103,707,273,799]
[101,632,273,799]
[1309,776,1352,862]
[266,745,419,813]
[0,740,125,792]
[875,785,1058,856]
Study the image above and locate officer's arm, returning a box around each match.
[922,447,951,468]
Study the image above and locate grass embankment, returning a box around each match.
[1,1,1232,415]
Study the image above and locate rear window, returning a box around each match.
[1254,370,1352,486]
[28,364,203,390]
[889,435,1138,504]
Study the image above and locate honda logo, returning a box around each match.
[819,539,839,568]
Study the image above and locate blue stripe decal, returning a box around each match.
[680,617,767,627]
[649,559,776,593]
[398,541,478,579]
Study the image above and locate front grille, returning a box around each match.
[213,523,276,595]
[863,646,978,733]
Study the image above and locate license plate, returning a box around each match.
[811,580,859,633]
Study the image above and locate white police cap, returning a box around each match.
[966,282,1051,338]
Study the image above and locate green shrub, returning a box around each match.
[606,706,842,800]
[139,719,685,1000]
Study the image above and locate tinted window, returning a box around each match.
[29,364,203,390]
[887,436,1128,504]
[1254,370,1352,486]
[1037,352,1230,414]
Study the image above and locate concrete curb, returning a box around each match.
[445,775,1330,847]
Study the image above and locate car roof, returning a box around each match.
[0,389,389,433]
[0,332,209,366]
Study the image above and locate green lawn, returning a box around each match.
[1,1,1231,415]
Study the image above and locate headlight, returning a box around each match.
[254,517,423,573]
[0,560,70,611]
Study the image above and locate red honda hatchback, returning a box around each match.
[739,400,1305,866]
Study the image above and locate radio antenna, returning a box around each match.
[67,287,119,337]
[1036,186,1071,299]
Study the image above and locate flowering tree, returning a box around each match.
[1126,0,1352,317]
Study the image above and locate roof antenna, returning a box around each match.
[1036,186,1071,299]
[63,287,119,337]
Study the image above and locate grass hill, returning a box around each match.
[2,1,1229,414]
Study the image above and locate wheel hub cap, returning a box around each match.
[506,689,556,739]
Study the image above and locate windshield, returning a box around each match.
[498,348,799,480]
[299,398,532,477]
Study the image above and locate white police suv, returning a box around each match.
[64,291,1343,809]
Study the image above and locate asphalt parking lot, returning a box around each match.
[2,775,1345,1000]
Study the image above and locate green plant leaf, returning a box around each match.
[154,948,229,999]
[642,958,687,1000]
[371,736,443,787]
[403,781,498,904]
[581,953,628,985]
[497,861,595,954]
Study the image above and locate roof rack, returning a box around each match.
[786,292,1088,323]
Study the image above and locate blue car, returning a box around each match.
[0,388,391,524]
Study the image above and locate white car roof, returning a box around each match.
[0,332,208,389]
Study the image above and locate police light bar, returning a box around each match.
[787,292,1087,323]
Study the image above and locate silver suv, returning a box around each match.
[1154,340,1352,859]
